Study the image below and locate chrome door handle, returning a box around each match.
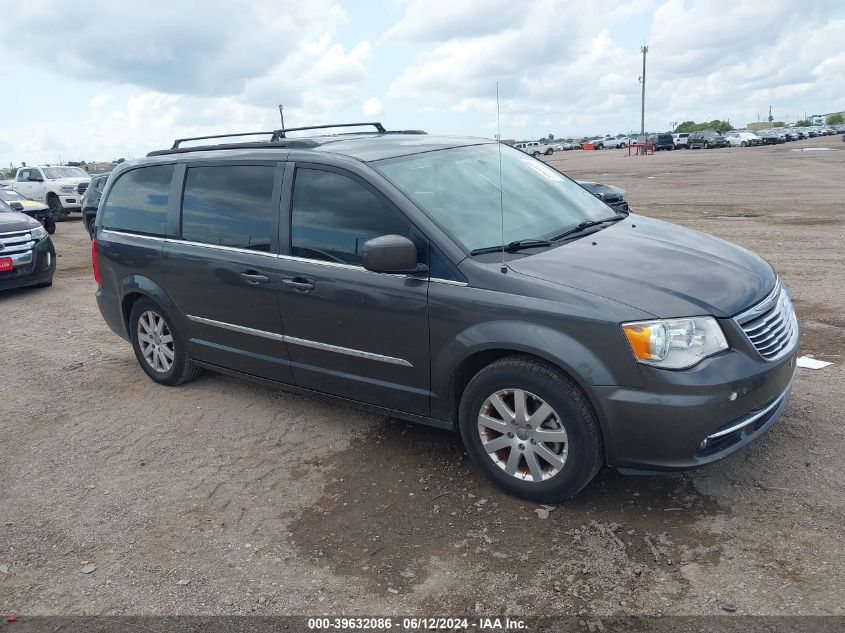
[240,271,270,284]
[281,277,315,291]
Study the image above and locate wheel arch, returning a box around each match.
[118,275,183,336]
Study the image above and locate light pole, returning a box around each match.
[639,44,649,135]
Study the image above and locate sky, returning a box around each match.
[0,0,843,167]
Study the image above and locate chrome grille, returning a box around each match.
[77,181,89,195]
[735,281,799,362]
[0,229,36,255]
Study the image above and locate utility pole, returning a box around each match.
[639,44,649,135]
[278,104,285,129]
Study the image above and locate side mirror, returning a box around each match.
[362,234,428,275]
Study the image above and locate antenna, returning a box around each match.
[496,82,506,274]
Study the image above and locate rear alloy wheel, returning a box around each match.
[459,356,603,502]
[741,141,747,147]
[129,298,201,386]
[704,141,710,149]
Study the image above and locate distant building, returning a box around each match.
[810,114,825,125]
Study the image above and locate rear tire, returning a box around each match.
[129,298,202,386]
[458,356,603,503]
[741,141,747,147]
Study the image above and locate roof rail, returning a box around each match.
[270,122,386,140]
[159,123,426,156]
[170,122,388,149]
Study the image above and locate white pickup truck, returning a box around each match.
[12,166,91,221]
[514,141,556,156]
[595,136,630,149]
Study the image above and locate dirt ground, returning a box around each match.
[1,136,843,617]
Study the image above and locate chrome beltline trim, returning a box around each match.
[706,372,795,440]
[186,315,413,368]
[100,231,468,287]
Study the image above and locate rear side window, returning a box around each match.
[100,165,174,236]
[291,168,409,266]
[181,165,276,252]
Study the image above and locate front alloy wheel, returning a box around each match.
[477,388,568,481]
[458,356,603,502]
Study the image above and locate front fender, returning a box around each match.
[430,319,646,422]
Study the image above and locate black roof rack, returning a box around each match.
[149,122,427,157]
[170,122,388,149]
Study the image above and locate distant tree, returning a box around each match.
[795,119,812,126]
[675,119,732,133]
[827,113,844,125]
[771,121,785,128]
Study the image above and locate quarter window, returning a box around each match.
[291,168,409,266]
[100,164,174,236]
[181,165,276,252]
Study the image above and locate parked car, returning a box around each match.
[92,122,799,502]
[755,131,779,145]
[688,131,729,149]
[672,133,690,149]
[0,188,55,234]
[514,141,555,156]
[82,172,111,238]
[576,181,629,214]
[11,165,91,221]
[554,141,580,151]
[0,199,56,291]
[652,133,674,151]
[726,131,761,147]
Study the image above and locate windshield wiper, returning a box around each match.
[550,215,625,242]
[470,239,552,256]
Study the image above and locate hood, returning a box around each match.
[0,207,41,233]
[8,199,49,212]
[508,214,775,318]
[577,181,625,201]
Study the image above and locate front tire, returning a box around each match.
[545,148,553,155]
[129,298,202,386]
[458,356,603,503]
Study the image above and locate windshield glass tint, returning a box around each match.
[0,190,24,201]
[43,167,88,179]
[373,144,613,252]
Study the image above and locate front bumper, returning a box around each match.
[59,195,82,210]
[591,347,798,472]
[0,237,56,291]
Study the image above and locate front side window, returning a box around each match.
[181,165,276,252]
[372,143,614,253]
[291,168,409,266]
[100,164,174,236]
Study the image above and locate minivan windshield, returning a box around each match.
[43,167,88,179]
[372,143,617,253]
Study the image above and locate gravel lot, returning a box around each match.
[1,136,843,617]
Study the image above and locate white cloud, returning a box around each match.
[362,97,384,116]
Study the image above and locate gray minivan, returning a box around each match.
[92,123,799,502]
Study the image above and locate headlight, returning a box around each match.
[60,185,75,193]
[622,317,728,369]
[31,225,47,240]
